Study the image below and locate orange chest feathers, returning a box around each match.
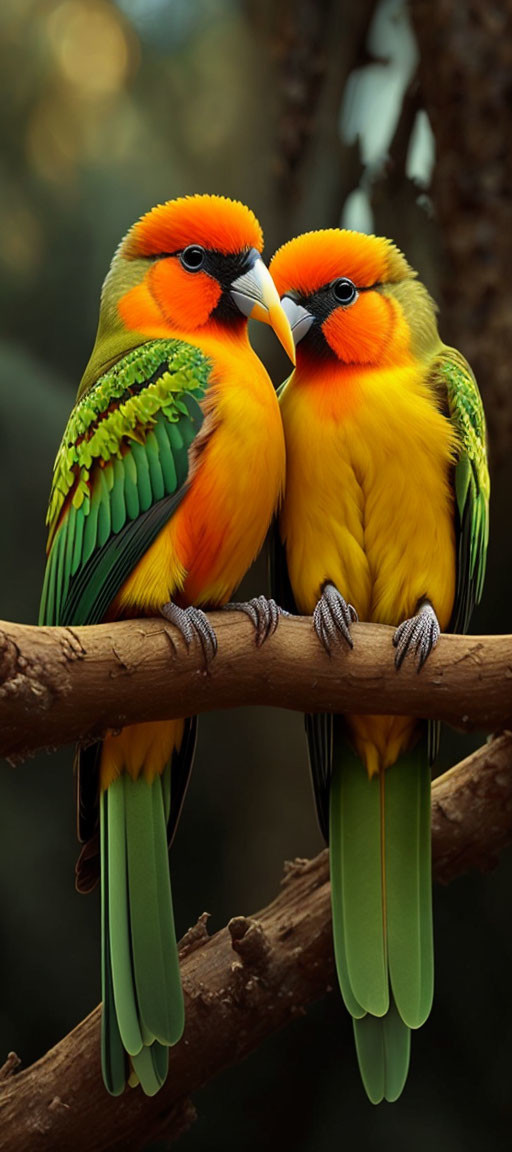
[115,343,285,614]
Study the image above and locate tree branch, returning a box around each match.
[0,730,510,1152]
[0,616,511,762]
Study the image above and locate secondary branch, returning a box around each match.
[0,731,511,1152]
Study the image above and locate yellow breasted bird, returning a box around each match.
[39,195,295,1095]
[269,229,489,1102]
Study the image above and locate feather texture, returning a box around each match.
[40,190,289,1098]
[41,316,286,1096]
[270,227,489,1103]
[40,338,209,1096]
[39,340,210,628]
[431,349,489,631]
[100,776,184,1096]
[329,728,432,1102]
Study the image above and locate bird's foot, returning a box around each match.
[223,595,288,647]
[313,582,358,653]
[161,601,217,666]
[393,600,440,671]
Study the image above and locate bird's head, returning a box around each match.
[270,229,439,369]
[80,194,294,394]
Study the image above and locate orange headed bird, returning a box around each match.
[270,229,489,1102]
[39,195,295,1095]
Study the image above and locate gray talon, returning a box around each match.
[223,596,287,647]
[161,602,218,665]
[313,582,358,654]
[393,601,440,671]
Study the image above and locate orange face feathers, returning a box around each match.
[272,228,412,299]
[270,229,412,298]
[113,195,266,341]
[123,194,264,260]
[270,229,423,368]
[321,291,400,366]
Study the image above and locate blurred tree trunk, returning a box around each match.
[248,0,376,251]
[411,0,512,461]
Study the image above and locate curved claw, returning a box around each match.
[161,601,218,666]
[393,601,440,671]
[223,595,288,647]
[313,582,358,654]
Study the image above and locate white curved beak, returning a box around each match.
[281,296,314,346]
[231,258,296,364]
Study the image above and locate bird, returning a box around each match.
[39,194,295,1096]
[269,228,489,1103]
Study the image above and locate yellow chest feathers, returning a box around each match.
[279,360,458,628]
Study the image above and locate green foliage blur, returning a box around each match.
[0,2,511,1150]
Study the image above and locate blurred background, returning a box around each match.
[1,0,511,1148]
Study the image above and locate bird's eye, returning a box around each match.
[333,278,357,305]
[180,245,205,272]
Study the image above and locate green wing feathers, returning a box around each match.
[39,339,211,627]
[432,349,490,633]
[329,727,432,1103]
[40,340,210,1097]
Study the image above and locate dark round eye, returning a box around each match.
[180,245,205,271]
[333,278,357,305]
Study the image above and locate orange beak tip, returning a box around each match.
[267,303,296,365]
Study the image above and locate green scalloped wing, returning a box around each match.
[39,339,211,627]
[432,348,490,634]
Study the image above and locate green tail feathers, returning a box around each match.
[100,771,184,1096]
[329,732,433,1104]
[353,1000,411,1104]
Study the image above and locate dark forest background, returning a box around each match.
[1,1,511,1148]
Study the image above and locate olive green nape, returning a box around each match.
[384,278,441,361]
[78,254,153,399]
[383,239,415,284]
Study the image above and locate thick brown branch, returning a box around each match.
[0,617,511,762]
[0,732,511,1152]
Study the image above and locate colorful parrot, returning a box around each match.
[269,229,489,1102]
[39,195,295,1096]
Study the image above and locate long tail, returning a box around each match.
[100,768,184,1096]
[329,728,433,1103]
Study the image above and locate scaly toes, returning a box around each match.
[161,602,218,665]
[313,582,358,654]
[223,595,288,647]
[393,602,440,671]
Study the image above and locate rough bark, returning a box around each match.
[0,616,511,762]
[0,730,511,1152]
